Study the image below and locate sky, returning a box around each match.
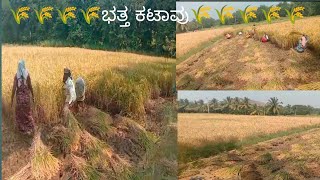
[177,1,282,20]
[178,91,320,108]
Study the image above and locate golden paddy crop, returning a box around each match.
[177,16,320,60]
[245,16,320,52]
[176,27,233,58]
[2,45,174,123]
[178,113,320,146]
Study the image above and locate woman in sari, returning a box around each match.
[11,60,35,135]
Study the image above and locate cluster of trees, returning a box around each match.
[178,97,320,116]
[2,0,175,57]
[177,2,320,33]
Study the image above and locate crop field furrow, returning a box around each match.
[176,17,320,90]
[180,128,320,180]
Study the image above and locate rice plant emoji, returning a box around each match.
[216,5,234,25]
[262,6,281,24]
[239,5,258,24]
[81,6,100,24]
[11,6,30,24]
[192,5,211,25]
[35,6,54,24]
[57,7,77,24]
[285,6,304,24]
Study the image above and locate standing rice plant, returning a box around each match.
[31,131,60,180]
[10,6,30,24]
[262,6,281,24]
[34,6,53,24]
[192,5,211,25]
[87,70,148,119]
[239,5,258,23]
[285,6,305,24]
[215,5,234,25]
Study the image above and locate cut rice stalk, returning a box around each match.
[80,131,130,178]
[9,163,32,180]
[31,131,60,180]
[76,107,112,139]
[69,154,102,180]
[64,110,82,152]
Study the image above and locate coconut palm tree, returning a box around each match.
[223,96,233,112]
[241,97,251,114]
[267,97,282,115]
[233,97,241,112]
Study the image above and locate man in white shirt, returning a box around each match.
[63,68,76,107]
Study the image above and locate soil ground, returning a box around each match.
[179,128,320,180]
[177,36,320,90]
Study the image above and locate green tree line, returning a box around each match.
[178,97,320,116]
[177,2,320,33]
[2,0,175,57]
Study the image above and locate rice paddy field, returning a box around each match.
[2,45,177,179]
[178,113,320,179]
[178,113,320,146]
[176,16,320,90]
[176,27,232,59]
[2,45,174,122]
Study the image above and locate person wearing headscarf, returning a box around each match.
[11,60,35,135]
[63,68,77,108]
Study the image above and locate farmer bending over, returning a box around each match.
[225,33,232,39]
[11,60,35,135]
[261,33,269,43]
[74,77,86,112]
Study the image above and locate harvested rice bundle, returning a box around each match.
[75,107,113,139]
[80,131,108,164]
[68,154,102,180]
[108,116,157,163]
[31,132,60,180]
[80,131,131,178]
[124,117,157,151]
[45,124,68,154]
[9,163,32,180]
[63,110,82,152]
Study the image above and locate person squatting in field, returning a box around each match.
[11,60,35,135]
[63,68,86,113]
[295,34,309,53]
[261,33,269,43]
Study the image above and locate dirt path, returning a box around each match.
[177,36,320,90]
[179,128,320,180]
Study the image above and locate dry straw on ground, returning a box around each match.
[31,131,60,180]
